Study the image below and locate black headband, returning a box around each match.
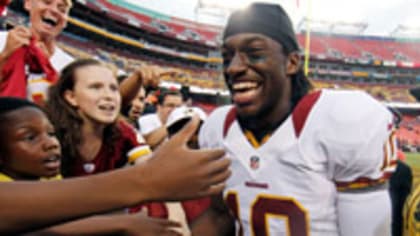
[223,3,299,54]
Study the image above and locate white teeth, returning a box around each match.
[42,16,57,26]
[45,156,58,162]
[99,105,115,111]
[232,82,258,91]
[44,15,57,22]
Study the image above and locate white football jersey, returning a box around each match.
[199,90,397,236]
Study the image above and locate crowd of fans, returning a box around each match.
[0,0,419,235]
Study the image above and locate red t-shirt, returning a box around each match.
[67,120,140,177]
[130,197,211,224]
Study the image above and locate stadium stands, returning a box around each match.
[91,0,220,45]
[298,32,420,62]
[312,80,417,103]
[87,0,420,63]
[6,0,419,149]
[55,6,420,104]
[398,115,420,151]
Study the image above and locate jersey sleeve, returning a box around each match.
[322,91,398,191]
[117,120,153,164]
[317,91,396,235]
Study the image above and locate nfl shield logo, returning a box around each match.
[250,156,260,170]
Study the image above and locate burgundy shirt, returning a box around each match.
[68,120,140,177]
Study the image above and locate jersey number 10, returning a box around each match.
[226,192,309,236]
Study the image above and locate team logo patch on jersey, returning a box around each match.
[250,156,260,170]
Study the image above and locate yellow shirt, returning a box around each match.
[0,172,62,182]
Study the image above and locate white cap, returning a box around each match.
[166,106,207,129]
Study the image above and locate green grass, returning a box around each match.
[406,152,420,167]
[406,152,420,188]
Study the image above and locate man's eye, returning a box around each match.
[23,134,36,142]
[244,48,267,64]
[247,54,266,64]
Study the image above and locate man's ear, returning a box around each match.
[63,90,78,107]
[286,52,300,75]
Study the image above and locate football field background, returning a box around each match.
[406,152,420,188]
